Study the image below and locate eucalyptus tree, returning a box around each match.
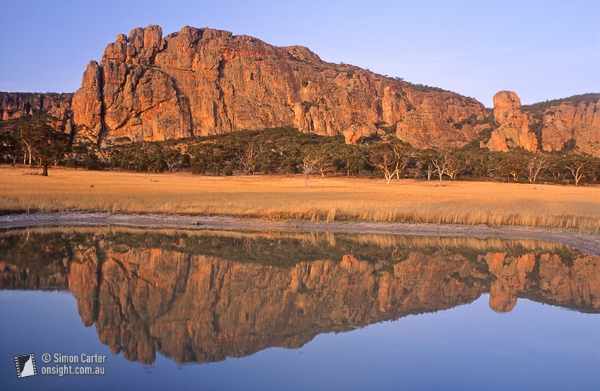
[0,119,22,165]
[526,154,548,183]
[370,141,413,185]
[420,148,454,184]
[371,143,401,185]
[563,153,595,186]
[17,114,71,176]
[299,155,320,187]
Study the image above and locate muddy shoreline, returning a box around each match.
[1,212,600,256]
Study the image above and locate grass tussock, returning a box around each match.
[1,166,599,233]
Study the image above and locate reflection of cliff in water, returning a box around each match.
[1,228,599,365]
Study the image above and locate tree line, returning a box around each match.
[1,114,600,186]
[0,113,71,176]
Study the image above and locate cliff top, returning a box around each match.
[522,93,600,113]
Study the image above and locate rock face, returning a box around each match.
[531,95,600,156]
[71,25,486,145]
[486,91,538,152]
[0,92,73,121]
[485,91,600,157]
[2,26,598,154]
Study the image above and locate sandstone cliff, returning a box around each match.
[71,25,486,146]
[486,91,600,156]
[2,26,597,154]
[485,90,538,152]
[0,92,72,122]
[525,93,600,156]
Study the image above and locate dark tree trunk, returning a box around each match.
[42,164,48,176]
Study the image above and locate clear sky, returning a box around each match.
[1,0,598,107]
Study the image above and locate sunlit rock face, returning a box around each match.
[71,24,486,145]
[1,229,599,365]
[4,27,599,155]
[2,28,599,156]
[536,99,600,157]
[486,91,538,152]
[0,92,73,121]
[485,91,600,157]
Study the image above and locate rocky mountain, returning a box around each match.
[526,93,600,156]
[70,25,486,146]
[0,25,597,154]
[485,90,538,152]
[0,92,72,121]
[486,91,600,156]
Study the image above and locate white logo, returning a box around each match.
[15,353,38,378]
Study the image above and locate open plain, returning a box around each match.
[1,166,599,233]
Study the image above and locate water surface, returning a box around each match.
[1,228,598,390]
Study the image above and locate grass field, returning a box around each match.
[1,166,599,232]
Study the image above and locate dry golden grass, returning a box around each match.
[1,166,600,232]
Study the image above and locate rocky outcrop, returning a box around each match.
[486,91,538,152]
[0,92,72,121]
[528,94,600,156]
[3,27,597,154]
[71,25,486,145]
[485,92,600,157]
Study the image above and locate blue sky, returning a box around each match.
[1,0,598,107]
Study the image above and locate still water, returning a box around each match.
[0,228,598,390]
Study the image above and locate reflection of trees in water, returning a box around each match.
[1,227,598,365]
